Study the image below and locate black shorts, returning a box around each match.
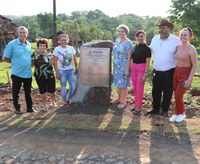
[35,76,56,94]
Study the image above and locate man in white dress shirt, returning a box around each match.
[148,19,181,117]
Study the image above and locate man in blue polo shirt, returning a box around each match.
[3,26,36,114]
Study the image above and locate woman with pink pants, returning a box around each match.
[126,30,151,115]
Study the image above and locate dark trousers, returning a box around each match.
[11,75,32,110]
[152,68,174,112]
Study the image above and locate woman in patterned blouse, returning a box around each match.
[32,39,56,112]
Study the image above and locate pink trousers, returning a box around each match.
[130,63,146,109]
[173,66,191,114]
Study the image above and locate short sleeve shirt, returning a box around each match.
[3,38,32,78]
[53,45,76,70]
[32,51,54,79]
[150,34,181,71]
[131,44,151,63]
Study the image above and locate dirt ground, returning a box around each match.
[0,126,200,163]
[0,83,200,163]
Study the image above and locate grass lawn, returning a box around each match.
[198,58,200,73]
[0,61,10,83]
[0,56,80,89]
[1,109,200,134]
[0,57,199,85]
[0,61,61,88]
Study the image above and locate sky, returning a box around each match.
[0,0,172,17]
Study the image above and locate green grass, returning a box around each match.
[197,59,200,73]
[0,62,10,83]
[0,61,61,88]
[191,76,200,90]
[1,58,199,85]
[1,111,200,134]
[0,39,80,88]
[31,42,37,51]
[0,56,199,90]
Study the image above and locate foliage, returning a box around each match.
[13,16,40,37]
[5,4,200,51]
[169,0,200,49]
[37,12,54,37]
[9,10,160,47]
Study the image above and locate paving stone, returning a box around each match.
[58,159,65,164]
[0,151,6,158]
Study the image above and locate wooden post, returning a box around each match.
[52,0,57,48]
[6,69,12,87]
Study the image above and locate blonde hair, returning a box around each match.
[116,24,129,34]
[18,26,28,33]
[59,34,70,43]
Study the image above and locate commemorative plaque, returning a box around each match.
[80,47,110,87]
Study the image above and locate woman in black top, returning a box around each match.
[126,30,151,114]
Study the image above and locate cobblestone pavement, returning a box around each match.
[0,148,134,164]
[0,126,200,164]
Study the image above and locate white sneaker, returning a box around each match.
[175,114,186,123]
[169,115,178,122]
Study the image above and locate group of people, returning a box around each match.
[3,26,77,114]
[2,19,198,123]
[112,19,198,123]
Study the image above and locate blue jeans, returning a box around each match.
[59,69,76,102]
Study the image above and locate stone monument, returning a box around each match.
[71,40,113,106]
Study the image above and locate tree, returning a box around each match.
[37,13,53,38]
[13,16,40,38]
[10,10,160,47]
[169,0,200,47]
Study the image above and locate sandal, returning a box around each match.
[117,103,127,109]
[63,102,69,108]
[41,108,48,112]
[130,106,135,112]
[67,100,72,105]
[50,101,57,107]
[132,109,141,115]
[111,99,120,104]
